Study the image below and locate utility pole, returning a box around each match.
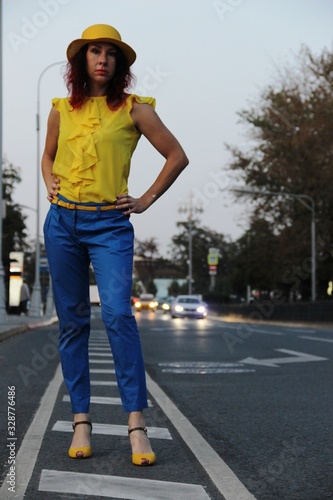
[179,192,203,294]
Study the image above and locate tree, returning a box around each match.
[133,237,159,289]
[227,45,333,299]
[2,158,30,291]
[135,237,159,260]
[228,219,280,299]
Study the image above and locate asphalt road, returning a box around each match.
[0,309,332,499]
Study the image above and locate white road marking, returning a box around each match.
[89,359,114,364]
[160,361,248,367]
[88,351,113,356]
[159,361,255,374]
[149,326,189,331]
[241,349,328,367]
[89,347,110,351]
[254,329,283,335]
[217,323,283,335]
[162,368,255,374]
[90,368,115,374]
[0,363,63,500]
[52,420,172,439]
[62,395,153,406]
[146,372,257,500]
[300,335,333,343]
[90,380,117,386]
[286,328,316,333]
[89,343,110,347]
[39,469,211,499]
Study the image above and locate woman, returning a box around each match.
[42,24,188,465]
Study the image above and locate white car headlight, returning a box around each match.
[197,306,206,313]
[175,305,184,312]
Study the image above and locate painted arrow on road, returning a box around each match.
[240,349,328,368]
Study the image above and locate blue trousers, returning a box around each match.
[43,199,148,414]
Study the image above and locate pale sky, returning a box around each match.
[2,0,333,257]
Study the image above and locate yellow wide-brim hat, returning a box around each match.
[66,24,136,66]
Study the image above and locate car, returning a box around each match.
[170,295,207,319]
[134,293,158,312]
[157,296,174,314]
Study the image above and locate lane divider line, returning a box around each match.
[300,335,333,343]
[0,363,63,500]
[145,371,257,500]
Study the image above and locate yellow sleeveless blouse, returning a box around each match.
[51,94,156,203]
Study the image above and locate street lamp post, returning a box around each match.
[179,192,203,294]
[232,188,316,302]
[29,61,65,317]
[21,204,54,316]
[0,0,6,321]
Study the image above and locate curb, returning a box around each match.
[0,316,59,343]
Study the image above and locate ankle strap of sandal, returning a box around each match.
[128,426,147,435]
[72,420,92,432]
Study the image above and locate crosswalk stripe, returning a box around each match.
[89,344,110,347]
[90,368,115,373]
[88,352,113,356]
[63,395,121,405]
[90,380,117,386]
[52,421,172,439]
[62,395,153,406]
[89,359,114,364]
[39,469,210,499]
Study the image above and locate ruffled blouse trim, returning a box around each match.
[127,94,156,110]
[67,99,101,185]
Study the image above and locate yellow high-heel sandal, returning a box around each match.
[68,420,92,459]
[128,427,156,466]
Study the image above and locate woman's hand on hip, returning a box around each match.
[46,177,60,202]
[116,194,147,215]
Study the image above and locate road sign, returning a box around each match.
[207,254,218,265]
[209,264,217,275]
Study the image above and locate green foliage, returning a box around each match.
[227,45,333,299]
[168,280,181,296]
[146,280,157,295]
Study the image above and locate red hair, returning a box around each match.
[64,44,134,110]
